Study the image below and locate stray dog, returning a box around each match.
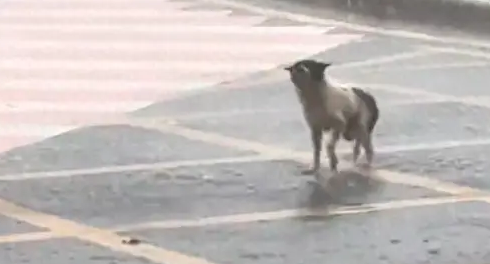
[284,59,379,174]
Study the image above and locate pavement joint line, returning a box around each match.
[357,61,490,72]
[126,119,485,196]
[204,0,490,49]
[1,137,489,182]
[333,49,439,69]
[0,155,280,182]
[111,195,488,232]
[0,231,61,244]
[0,198,219,264]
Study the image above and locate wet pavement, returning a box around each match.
[2,5,490,264]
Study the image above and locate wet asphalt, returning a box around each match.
[2,18,490,264]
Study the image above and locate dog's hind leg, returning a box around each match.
[302,126,323,175]
[359,127,374,167]
[326,130,341,173]
[353,138,361,163]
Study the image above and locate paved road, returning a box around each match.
[2,0,490,263]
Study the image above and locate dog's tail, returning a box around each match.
[342,88,379,140]
[352,87,379,133]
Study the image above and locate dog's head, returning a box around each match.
[284,59,332,87]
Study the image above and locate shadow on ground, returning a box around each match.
[301,168,384,210]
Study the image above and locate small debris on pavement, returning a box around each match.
[389,239,401,244]
[122,238,142,245]
[427,241,441,255]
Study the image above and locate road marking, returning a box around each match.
[0,231,60,244]
[0,101,154,113]
[374,138,490,154]
[334,50,439,69]
[112,195,487,232]
[204,0,490,50]
[127,120,484,195]
[358,61,490,72]
[422,46,490,60]
[1,137,489,181]
[0,155,280,181]
[352,83,490,110]
[1,195,486,245]
[0,198,218,264]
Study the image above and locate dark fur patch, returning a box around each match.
[341,88,379,141]
[301,60,331,81]
[342,117,358,141]
[352,87,379,133]
[285,59,332,82]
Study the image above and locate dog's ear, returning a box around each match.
[314,61,332,71]
[309,61,332,81]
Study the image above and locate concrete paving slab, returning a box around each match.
[374,101,490,145]
[133,78,415,120]
[176,100,490,151]
[0,238,152,264]
[0,160,441,228]
[0,124,252,175]
[123,201,490,264]
[378,144,490,190]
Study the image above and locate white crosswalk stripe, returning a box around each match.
[0,0,364,153]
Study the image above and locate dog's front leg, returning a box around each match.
[302,126,323,175]
[353,139,361,163]
[327,130,341,173]
[359,126,374,167]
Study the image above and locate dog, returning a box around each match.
[284,59,379,174]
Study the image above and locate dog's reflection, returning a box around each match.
[300,166,383,209]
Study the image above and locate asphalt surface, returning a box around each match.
[3,5,490,264]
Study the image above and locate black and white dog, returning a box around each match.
[284,59,379,174]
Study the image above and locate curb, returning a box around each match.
[276,0,490,35]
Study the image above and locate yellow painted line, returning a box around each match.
[0,199,217,264]
[129,120,484,196]
[112,195,486,232]
[0,231,60,244]
[1,195,484,246]
[0,155,279,181]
